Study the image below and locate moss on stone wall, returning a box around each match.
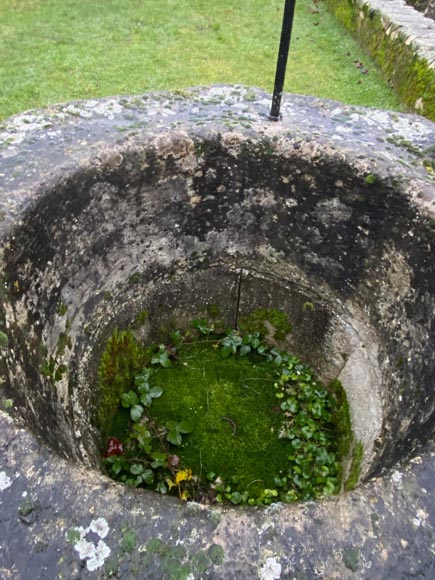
[325,0,435,121]
[329,379,363,489]
[96,330,149,436]
[238,308,292,341]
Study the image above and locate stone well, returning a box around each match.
[0,86,434,578]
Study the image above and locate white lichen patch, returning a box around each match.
[391,470,403,487]
[0,471,12,491]
[64,104,93,119]
[89,99,124,119]
[75,538,96,560]
[413,508,429,528]
[87,540,111,572]
[66,518,111,571]
[89,517,110,539]
[259,556,282,580]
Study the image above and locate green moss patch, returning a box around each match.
[149,341,290,497]
[238,307,292,340]
[99,318,360,505]
[96,330,150,435]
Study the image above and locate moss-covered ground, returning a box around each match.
[148,341,291,496]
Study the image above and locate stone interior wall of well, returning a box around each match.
[1,134,435,480]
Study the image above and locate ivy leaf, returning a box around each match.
[130,404,144,422]
[220,346,232,358]
[240,344,251,356]
[151,451,167,468]
[121,390,139,408]
[230,491,243,505]
[110,457,123,476]
[156,481,168,495]
[274,476,287,488]
[142,469,154,484]
[170,330,182,344]
[291,438,302,449]
[140,393,152,407]
[167,430,182,446]
[192,319,214,335]
[274,354,283,366]
[130,463,144,475]
[160,356,172,368]
[135,367,153,387]
[151,345,172,368]
[322,479,336,496]
[301,426,313,439]
[150,386,164,399]
[136,435,152,453]
[137,378,163,406]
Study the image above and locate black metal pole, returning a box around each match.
[269,0,297,120]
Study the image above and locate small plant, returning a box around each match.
[2,398,13,409]
[191,318,215,336]
[165,420,194,446]
[135,368,164,406]
[151,344,172,368]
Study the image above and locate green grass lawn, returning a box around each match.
[0,0,403,120]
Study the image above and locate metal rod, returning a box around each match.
[269,0,297,120]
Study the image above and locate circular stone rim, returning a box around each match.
[0,86,434,578]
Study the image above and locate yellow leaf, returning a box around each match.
[180,490,189,501]
[166,478,176,490]
[175,469,192,484]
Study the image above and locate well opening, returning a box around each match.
[2,126,435,499]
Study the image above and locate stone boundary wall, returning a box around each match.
[325,0,435,120]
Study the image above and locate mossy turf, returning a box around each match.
[149,341,291,495]
[106,340,291,496]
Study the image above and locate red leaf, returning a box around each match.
[166,345,178,360]
[167,454,180,468]
[104,437,124,457]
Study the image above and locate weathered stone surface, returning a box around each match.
[424,0,435,19]
[406,0,435,20]
[0,86,435,577]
